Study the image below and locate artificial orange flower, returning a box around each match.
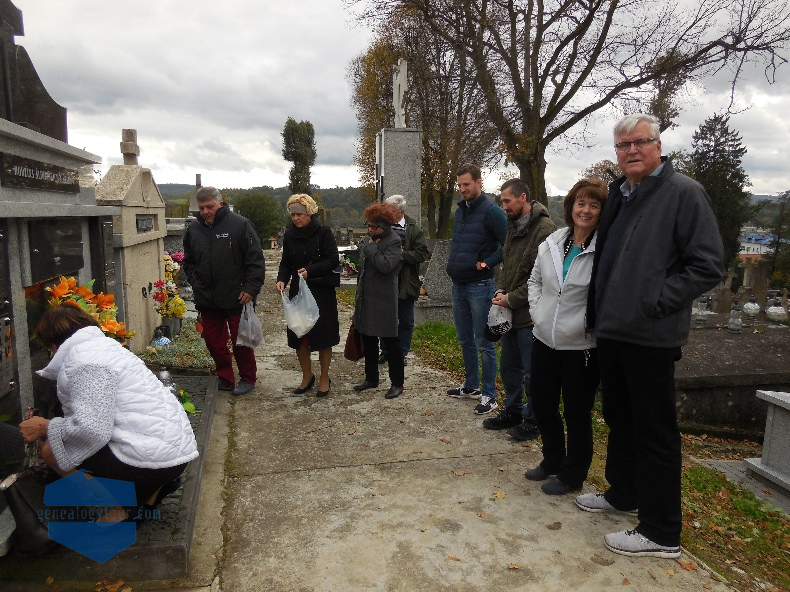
[67,277,77,291]
[101,319,120,334]
[95,293,115,310]
[46,276,71,299]
[116,323,127,338]
[75,284,95,301]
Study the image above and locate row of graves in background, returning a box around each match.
[0,0,183,427]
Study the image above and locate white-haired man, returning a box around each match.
[579,114,723,558]
[379,194,429,366]
[183,186,265,396]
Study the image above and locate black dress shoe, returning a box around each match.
[353,379,379,391]
[384,386,404,399]
[293,374,316,394]
[316,379,331,398]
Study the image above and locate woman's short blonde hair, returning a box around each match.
[286,194,318,215]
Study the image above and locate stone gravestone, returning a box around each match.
[0,0,119,416]
[752,259,769,314]
[414,240,453,324]
[0,1,67,141]
[745,390,790,496]
[95,130,167,352]
[711,267,735,314]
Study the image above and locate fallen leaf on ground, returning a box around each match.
[448,556,460,562]
[494,490,506,499]
[477,511,486,518]
[623,578,630,585]
[764,489,774,495]
[508,563,520,570]
[498,467,506,471]
[46,577,55,585]
[704,585,713,590]
[440,438,452,444]
[710,524,725,533]
[578,565,586,571]
[452,470,471,476]
[590,554,615,567]
[412,450,423,454]
[546,521,562,531]
[422,411,434,416]
[666,569,675,576]
[346,429,357,435]
[648,570,657,580]
[676,559,697,571]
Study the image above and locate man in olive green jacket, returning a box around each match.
[380,195,429,366]
[485,179,555,437]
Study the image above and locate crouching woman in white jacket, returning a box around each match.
[19,306,199,518]
[525,178,608,495]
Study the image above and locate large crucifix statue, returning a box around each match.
[392,58,408,128]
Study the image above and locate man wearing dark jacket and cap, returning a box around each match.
[577,114,723,559]
[183,186,266,396]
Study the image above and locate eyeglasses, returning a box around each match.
[366,223,381,230]
[614,137,657,152]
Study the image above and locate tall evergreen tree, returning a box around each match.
[691,114,753,265]
[282,118,316,195]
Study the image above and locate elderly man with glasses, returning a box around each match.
[577,114,724,558]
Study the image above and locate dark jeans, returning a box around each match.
[381,298,416,357]
[597,338,683,547]
[200,308,257,385]
[362,334,404,387]
[531,339,599,488]
[499,326,535,419]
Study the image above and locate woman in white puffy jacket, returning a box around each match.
[19,306,199,517]
[525,178,608,496]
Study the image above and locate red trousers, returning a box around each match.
[200,309,257,386]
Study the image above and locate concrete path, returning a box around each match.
[161,252,736,592]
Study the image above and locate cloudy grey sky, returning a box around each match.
[17,0,790,196]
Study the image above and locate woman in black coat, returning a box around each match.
[276,194,340,397]
[352,202,404,399]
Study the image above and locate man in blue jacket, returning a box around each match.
[578,114,724,558]
[445,164,507,415]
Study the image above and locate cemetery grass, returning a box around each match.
[406,319,788,592]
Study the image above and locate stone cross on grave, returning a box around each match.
[120,129,140,165]
[392,58,408,128]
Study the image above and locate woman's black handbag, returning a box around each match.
[343,322,364,362]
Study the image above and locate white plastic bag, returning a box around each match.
[281,275,320,338]
[237,301,264,347]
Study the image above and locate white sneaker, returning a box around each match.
[604,529,681,559]
[575,492,638,515]
[473,396,498,415]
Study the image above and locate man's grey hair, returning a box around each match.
[195,186,222,203]
[384,194,407,212]
[613,114,661,142]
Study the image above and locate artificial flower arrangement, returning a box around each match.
[152,253,187,318]
[45,276,134,342]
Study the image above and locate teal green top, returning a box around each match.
[563,245,583,280]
